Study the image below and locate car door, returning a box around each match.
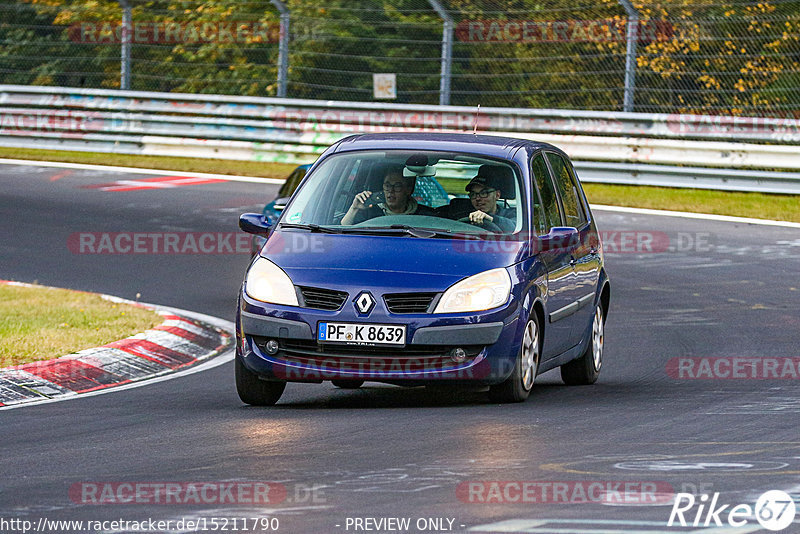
[530,153,579,357]
[545,151,599,347]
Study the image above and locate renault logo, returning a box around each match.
[354,292,375,314]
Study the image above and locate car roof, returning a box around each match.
[331,132,559,160]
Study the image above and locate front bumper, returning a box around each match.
[237,291,523,385]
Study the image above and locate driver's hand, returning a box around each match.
[468,210,494,225]
[350,190,372,210]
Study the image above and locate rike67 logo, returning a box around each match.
[668,490,796,531]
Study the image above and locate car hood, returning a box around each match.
[259,231,526,290]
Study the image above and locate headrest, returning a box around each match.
[465,165,516,200]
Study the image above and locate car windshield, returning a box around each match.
[280,150,524,236]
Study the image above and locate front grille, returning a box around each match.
[383,292,438,314]
[253,337,482,372]
[298,286,348,311]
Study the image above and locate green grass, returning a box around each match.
[0,283,163,367]
[2,146,799,223]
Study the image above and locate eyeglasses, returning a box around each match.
[383,183,407,192]
[468,188,496,199]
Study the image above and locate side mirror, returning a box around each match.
[239,213,272,236]
[273,197,290,211]
[537,226,579,252]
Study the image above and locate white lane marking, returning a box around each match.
[0,305,234,411]
[593,204,800,229]
[469,519,548,532]
[468,518,763,533]
[498,530,760,534]
[0,158,284,184]
[530,531,653,534]
[3,157,799,227]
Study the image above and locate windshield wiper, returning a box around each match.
[428,230,485,240]
[389,224,438,238]
[278,223,341,234]
[336,225,434,238]
[339,225,483,240]
[398,226,488,240]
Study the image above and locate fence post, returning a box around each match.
[270,0,290,98]
[427,0,453,106]
[618,0,639,112]
[119,0,131,90]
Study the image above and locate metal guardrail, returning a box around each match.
[574,162,800,195]
[1,85,800,193]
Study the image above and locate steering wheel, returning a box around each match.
[458,216,503,234]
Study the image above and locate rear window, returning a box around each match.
[547,152,587,228]
[531,154,562,233]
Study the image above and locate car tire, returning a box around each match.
[235,356,286,405]
[331,379,364,389]
[488,315,540,403]
[561,302,604,385]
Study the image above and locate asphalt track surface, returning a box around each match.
[1,162,800,534]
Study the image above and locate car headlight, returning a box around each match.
[433,268,512,314]
[244,257,299,306]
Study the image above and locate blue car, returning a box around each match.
[237,133,610,404]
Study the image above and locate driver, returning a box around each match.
[465,173,515,233]
[341,169,434,225]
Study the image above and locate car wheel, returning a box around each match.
[235,356,286,405]
[331,379,364,389]
[488,315,539,403]
[561,302,604,385]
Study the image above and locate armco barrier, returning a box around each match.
[1,85,800,193]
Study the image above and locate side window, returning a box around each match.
[546,152,586,228]
[531,154,561,233]
[567,160,590,223]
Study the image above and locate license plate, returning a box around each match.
[318,322,406,346]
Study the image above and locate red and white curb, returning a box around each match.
[0,282,234,409]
